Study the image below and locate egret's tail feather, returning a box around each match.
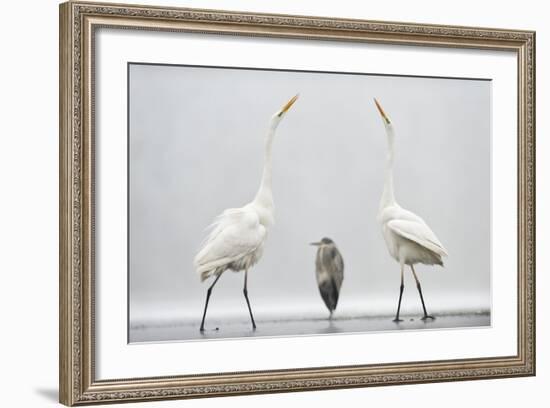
[199,268,222,282]
[200,270,211,282]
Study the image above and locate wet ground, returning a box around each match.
[130,311,490,343]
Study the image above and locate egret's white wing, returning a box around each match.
[194,208,265,274]
[198,207,245,249]
[387,219,448,257]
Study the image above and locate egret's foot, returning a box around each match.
[421,315,435,321]
[252,324,257,331]
[393,318,403,323]
[200,327,220,333]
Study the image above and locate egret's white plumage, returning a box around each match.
[380,209,448,267]
[194,94,298,331]
[374,98,448,321]
[195,206,267,282]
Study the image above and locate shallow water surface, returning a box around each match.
[130,311,490,343]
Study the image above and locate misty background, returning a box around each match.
[128,63,491,340]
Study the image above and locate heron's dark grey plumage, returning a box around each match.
[312,237,344,316]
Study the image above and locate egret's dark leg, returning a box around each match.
[200,273,222,332]
[393,264,405,322]
[243,269,257,330]
[411,265,434,320]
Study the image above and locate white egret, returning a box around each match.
[374,98,448,322]
[194,94,299,332]
[310,238,344,319]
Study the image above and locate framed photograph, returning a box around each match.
[59,1,536,405]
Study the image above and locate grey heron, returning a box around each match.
[310,238,344,318]
[194,94,299,332]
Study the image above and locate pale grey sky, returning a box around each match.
[128,63,491,327]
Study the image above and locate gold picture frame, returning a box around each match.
[59,1,536,405]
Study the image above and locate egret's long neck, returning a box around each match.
[253,123,276,210]
[380,124,396,211]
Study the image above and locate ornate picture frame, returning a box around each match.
[59,1,535,405]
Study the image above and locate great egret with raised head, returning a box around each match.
[194,94,299,332]
[374,98,448,322]
[310,238,344,319]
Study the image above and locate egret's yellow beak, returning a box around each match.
[278,94,299,117]
[374,98,391,124]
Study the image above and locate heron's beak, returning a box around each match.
[374,98,391,124]
[309,242,322,246]
[278,94,299,117]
